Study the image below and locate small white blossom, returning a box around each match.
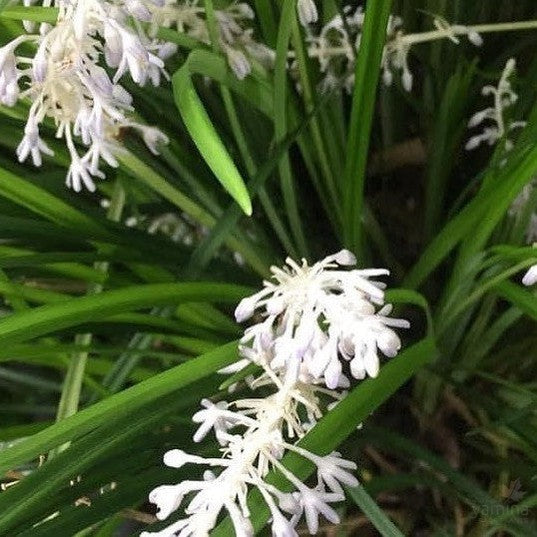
[523,264,537,286]
[305,6,367,93]
[466,58,526,151]
[1,0,271,194]
[143,252,407,536]
[294,487,342,534]
[225,47,251,80]
[383,16,482,92]
[1,0,170,192]
[508,180,537,244]
[523,265,537,286]
[150,1,274,78]
[16,117,54,167]
[236,250,409,388]
[297,0,318,27]
[305,10,483,93]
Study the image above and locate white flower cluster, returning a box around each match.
[466,58,526,151]
[304,8,482,93]
[149,1,275,79]
[304,6,368,93]
[383,16,482,92]
[0,1,271,193]
[143,250,409,536]
[472,59,536,257]
[1,0,172,192]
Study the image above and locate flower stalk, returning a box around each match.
[143,251,409,536]
[301,9,537,93]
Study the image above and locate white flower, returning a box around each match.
[235,250,409,388]
[2,0,274,193]
[138,125,170,155]
[66,155,102,193]
[143,252,406,537]
[16,118,54,167]
[305,7,364,93]
[297,0,318,27]
[125,0,153,21]
[149,1,272,79]
[305,10,486,93]
[149,484,186,520]
[0,36,32,106]
[466,58,526,152]
[523,263,537,286]
[225,47,251,80]
[270,509,298,537]
[297,487,342,534]
[1,0,171,193]
[112,23,165,85]
[191,398,253,444]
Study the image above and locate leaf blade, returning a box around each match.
[172,63,252,215]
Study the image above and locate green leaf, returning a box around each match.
[117,151,269,276]
[494,280,537,320]
[0,377,221,534]
[0,5,58,23]
[274,0,308,256]
[185,119,315,273]
[0,0,11,14]
[366,427,536,535]
[346,483,405,537]
[172,62,252,215]
[405,142,537,289]
[343,0,393,252]
[0,166,105,234]
[0,282,250,349]
[385,288,434,335]
[423,64,476,239]
[0,341,238,477]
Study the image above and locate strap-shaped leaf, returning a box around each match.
[343,0,393,252]
[0,5,58,22]
[494,280,537,319]
[173,60,252,215]
[346,482,405,537]
[0,282,250,349]
[0,341,239,477]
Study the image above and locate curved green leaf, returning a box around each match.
[346,483,405,537]
[0,282,249,348]
[0,5,58,23]
[0,341,238,477]
[173,61,252,215]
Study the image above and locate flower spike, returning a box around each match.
[143,252,408,536]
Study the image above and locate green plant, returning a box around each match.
[1,1,537,535]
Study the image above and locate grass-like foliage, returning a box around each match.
[1,1,537,535]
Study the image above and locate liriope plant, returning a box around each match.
[1,1,537,536]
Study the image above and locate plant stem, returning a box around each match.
[299,20,537,60]
[405,20,537,45]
